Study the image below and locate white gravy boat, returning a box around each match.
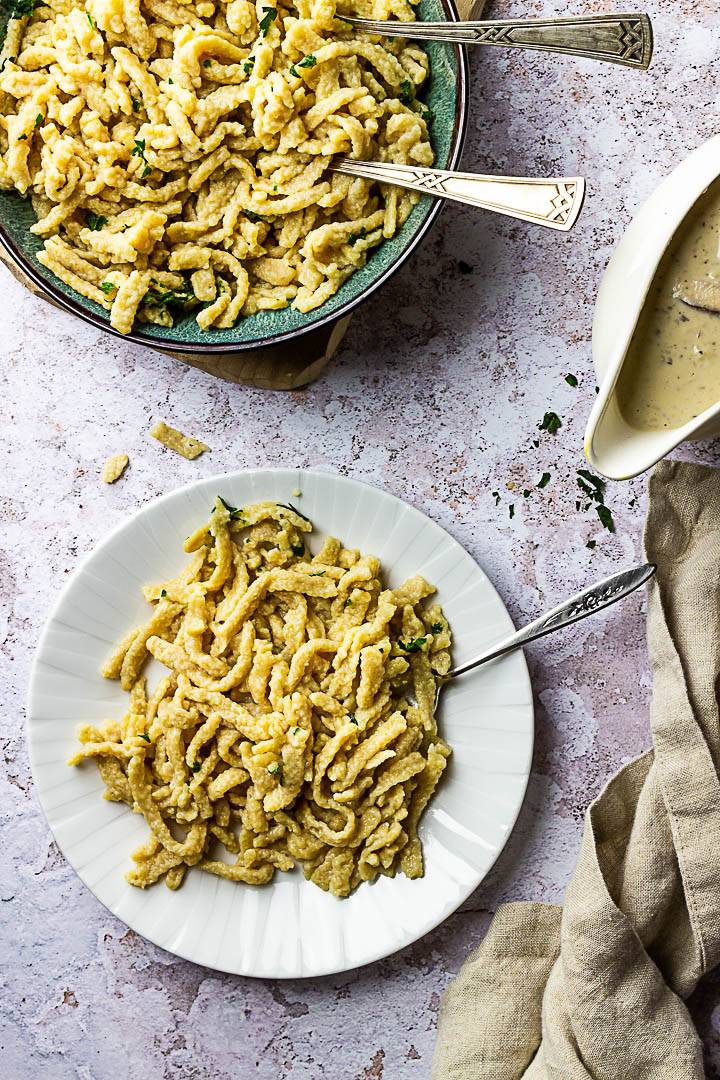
[585,134,720,480]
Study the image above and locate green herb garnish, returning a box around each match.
[268,761,283,784]
[203,58,211,67]
[259,6,277,35]
[349,713,358,725]
[290,543,305,556]
[86,11,94,29]
[596,504,615,532]
[245,209,265,222]
[309,570,326,577]
[276,501,311,523]
[586,540,597,549]
[11,0,41,18]
[17,133,27,140]
[85,212,107,231]
[192,760,201,773]
[418,102,434,125]
[216,495,245,520]
[537,472,551,489]
[131,96,140,112]
[243,55,255,75]
[565,373,578,387]
[293,727,301,736]
[346,598,353,606]
[491,491,500,506]
[290,53,316,76]
[34,113,43,127]
[141,284,194,309]
[132,137,146,156]
[348,227,366,245]
[430,622,442,634]
[398,637,427,653]
[161,588,167,597]
[509,504,515,519]
[139,733,151,743]
[101,281,114,295]
[168,76,173,84]
[539,411,562,434]
[398,78,414,105]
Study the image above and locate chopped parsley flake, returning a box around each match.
[268,761,283,784]
[537,472,551,489]
[565,373,578,387]
[139,733,151,743]
[346,598,353,606]
[539,411,562,435]
[101,281,114,295]
[34,113,42,127]
[168,77,173,84]
[290,542,305,556]
[245,209,265,222]
[259,6,277,35]
[160,588,167,597]
[491,491,500,506]
[348,227,366,245]
[418,102,434,125]
[586,540,597,550]
[203,58,211,67]
[398,637,427,653]
[309,570,326,577]
[141,284,194,309]
[85,212,107,231]
[596,504,615,532]
[86,11,94,29]
[276,501,311,523]
[131,96,140,112]
[349,713,358,725]
[217,495,245,520]
[192,760,201,773]
[142,163,151,177]
[243,56,255,75]
[12,0,41,17]
[509,503,515,519]
[290,53,317,76]
[293,727,301,736]
[398,78,414,105]
[17,133,27,140]
[430,622,442,634]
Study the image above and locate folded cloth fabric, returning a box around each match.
[432,460,720,1080]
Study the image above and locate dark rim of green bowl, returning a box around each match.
[0,3,469,355]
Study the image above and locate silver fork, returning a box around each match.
[433,562,656,708]
[329,159,585,231]
[341,12,653,69]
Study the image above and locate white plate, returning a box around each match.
[27,469,533,978]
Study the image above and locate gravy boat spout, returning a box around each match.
[585,134,720,481]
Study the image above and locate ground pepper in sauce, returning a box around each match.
[617,180,720,430]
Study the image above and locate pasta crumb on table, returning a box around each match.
[101,451,129,482]
[0,0,434,334]
[69,499,452,897]
[150,420,210,458]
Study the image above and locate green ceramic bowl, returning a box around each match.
[0,1,468,354]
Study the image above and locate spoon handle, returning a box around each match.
[329,160,585,232]
[342,13,653,69]
[448,562,656,679]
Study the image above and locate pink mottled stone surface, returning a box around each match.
[2,2,720,1076]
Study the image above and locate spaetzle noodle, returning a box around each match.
[0,0,434,333]
[69,498,452,897]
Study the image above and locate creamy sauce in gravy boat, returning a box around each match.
[586,135,720,480]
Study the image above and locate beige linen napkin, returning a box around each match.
[433,459,720,1080]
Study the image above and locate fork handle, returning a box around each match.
[330,160,585,232]
[342,13,653,69]
[448,563,657,679]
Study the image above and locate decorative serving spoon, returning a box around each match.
[433,562,656,708]
[342,12,653,69]
[329,159,585,231]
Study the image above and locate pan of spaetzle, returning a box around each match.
[27,469,532,977]
[0,0,467,352]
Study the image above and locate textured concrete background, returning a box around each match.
[3,1,720,1076]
